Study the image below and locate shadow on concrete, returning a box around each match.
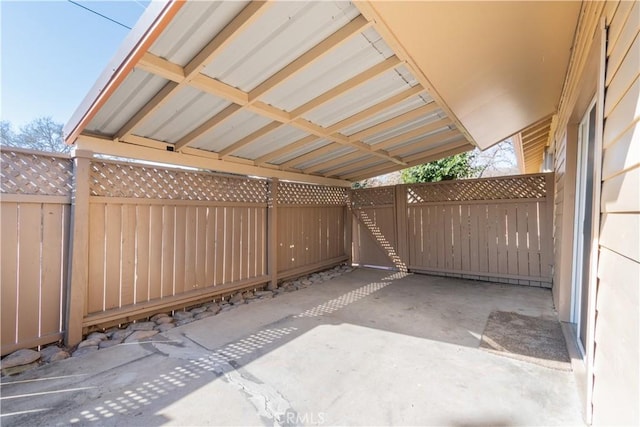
[1,268,581,426]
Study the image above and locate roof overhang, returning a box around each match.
[363,1,581,151]
[65,0,580,184]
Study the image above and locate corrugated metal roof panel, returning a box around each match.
[304,66,423,128]
[294,146,356,170]
[375,126,452,153]
[401,135,466,158]
[328,158,387,177]
[135,86,231,144]
[317,154,370,174]
[261,32,392,112]
[362,113,448,145]
[149,1,250,67]
[201,1,359,92]
[86,70,168,136]
[269,139,332,165]
[341,94,433,136]
[190,110,271,152]
[233,125,308,160]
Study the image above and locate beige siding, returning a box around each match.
[593,2,640,423]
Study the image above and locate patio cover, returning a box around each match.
[65,1,579,185]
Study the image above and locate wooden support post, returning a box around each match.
[344,189,353,265]
[267,178,279,289]
[65,150,92,346]
[395,184,409,271]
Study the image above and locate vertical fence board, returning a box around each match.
[148,205,163,299]
[161,206,175,297]
[506,205,519,280]
[516,204,530,278]
[205,207,216,286]
[17,204,41,343]
[121,204,136,306]
[41,204,64,336]
[215,207,225,286]
[184,206,197,290]
[104,204,122,310]
[134,205,150,305]
[196,207,207,288]
[528,202,541,278]
[88,204,105,313]
[1,203,18,348]
[174,206,187,294]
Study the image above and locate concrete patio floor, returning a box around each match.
[1,268,584,426]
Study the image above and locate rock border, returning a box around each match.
[1,264,354,376]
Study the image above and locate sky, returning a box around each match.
[1,0,151,129]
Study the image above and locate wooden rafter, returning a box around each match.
[325,85,423,134]
[289,55,401,120]
[76,135,351,187]
[219,121,281,158]
[279,142,346,169]
[388,129,462,157]
[354,1,476,148]
[304,150,368,174]
[254,135,319,165]
[248,15,371,101]
[344,139,471,181]
[347,102,440,142]
[371,117,451,150]
[325,154,381,177]
[133,17,407,167]
[115,1,271,141]
[174,104,242,151]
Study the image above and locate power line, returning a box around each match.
[67,0,132,30]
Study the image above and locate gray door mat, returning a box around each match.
[479,311,572,371]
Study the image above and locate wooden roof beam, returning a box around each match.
[218,121,281,158]
[248,15,371,101]
[173,104,242,151]
[347,102,440,142]
[304,150,368,174]
[345,140,471,181]
[325,154,382,177]
[371,117,452,151]
[116,1,270,142]
[388,129,462,157]
[289,55,402,120]
[325,85,423,134]
[279,142,346,169]
[254,135,319,165]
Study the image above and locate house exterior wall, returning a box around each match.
[551,1,639,424]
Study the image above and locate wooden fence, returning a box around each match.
[1,149,72,355]
[1,146,553,355]
[352,174,555,287]
[0,147,349,355]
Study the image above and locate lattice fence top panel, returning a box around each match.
[407,174,548,204]
[90,161,268,203]
[350,186,395,208]
[277,181,347,206]
[0,149,73,196]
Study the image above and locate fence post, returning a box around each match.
[267,178,279,289]
[344,189,353,264]
[394,184,410,270]
[65,150,91,346]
